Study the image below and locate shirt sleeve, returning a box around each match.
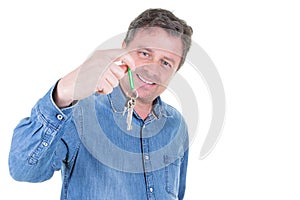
[8,83,75,182]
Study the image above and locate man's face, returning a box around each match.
[121,27,183,104]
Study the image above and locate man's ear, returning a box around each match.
[122,41,127,48]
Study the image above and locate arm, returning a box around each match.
[53,49,135,108]
[9,48,134,182]
[8,85,74,182]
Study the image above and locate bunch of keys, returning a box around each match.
[123,96,137,130]
[122,67,138,131]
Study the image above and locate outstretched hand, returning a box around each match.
[54,48,135,108]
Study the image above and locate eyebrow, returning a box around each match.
[138,47,176,66]
[162,56,175,66]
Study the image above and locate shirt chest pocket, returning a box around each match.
[164,155,184,198]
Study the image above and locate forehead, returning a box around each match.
[127,27,183,58]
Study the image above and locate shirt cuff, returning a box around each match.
[36,83,75,129]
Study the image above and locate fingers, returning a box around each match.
[104,67,120,88]
[99,48,136,71]
[97,50,135,95]
[120,54,136,71]
[96,63,126,94]
[75,48,136,96]
[97,79,113,94]
[110,63,127,79]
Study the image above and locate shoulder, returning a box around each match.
[159,99,188,132]
[160,99,190,151]
[162,102,181,117]
[161,100,184,122]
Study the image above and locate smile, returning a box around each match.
[137,74,155,85]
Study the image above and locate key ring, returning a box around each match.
[126,89,138,100]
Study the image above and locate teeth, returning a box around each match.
[137,74,155,85]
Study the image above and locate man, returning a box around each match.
[9,8,193,200]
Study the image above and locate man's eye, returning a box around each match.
[162,60,172,68]
[139,51,149,57]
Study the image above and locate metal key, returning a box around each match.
[122,66,138,131]
[123,97,136,130]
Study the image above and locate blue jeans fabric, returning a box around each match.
[9,85,189,200]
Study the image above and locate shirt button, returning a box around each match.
[56,114,63,120]
[42,141,48,147]
[144,155,149,160]
[149,187,153,193]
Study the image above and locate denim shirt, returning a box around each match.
[9,85,189,200]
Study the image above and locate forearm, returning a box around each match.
[8,84,74,182]
[53,71,78,108]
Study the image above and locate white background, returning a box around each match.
[1,0,300,199]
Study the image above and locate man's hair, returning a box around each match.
[124,8,193,69]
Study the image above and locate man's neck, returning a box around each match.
[134,100,153,120]
[119,83,154,120]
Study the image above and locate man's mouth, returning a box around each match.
[137,74,156,85]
